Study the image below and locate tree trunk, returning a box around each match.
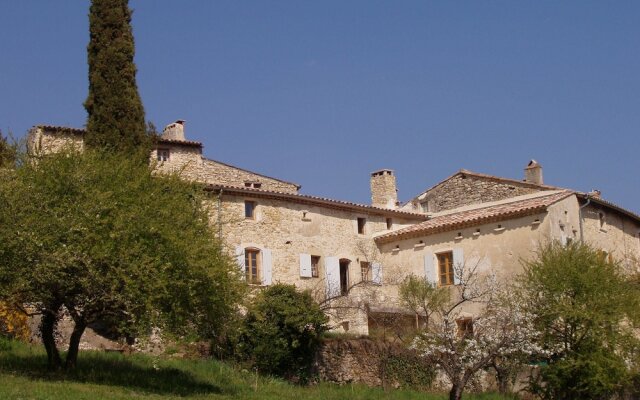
[449,382,465,400]
[40,307,61,369]
[64,320,86,370]
[496,367,510,394]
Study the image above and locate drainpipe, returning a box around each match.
[579,195,591,243]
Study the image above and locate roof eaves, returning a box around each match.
[206,184,428,219]
[576,193,640,222]
[203,157,302,190]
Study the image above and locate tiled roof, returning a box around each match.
[376,191,574,243]
[35,125,204,147]
[206,184,428,219]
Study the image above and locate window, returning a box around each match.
[311,255,320,278]
[456,317,474,338]
[339,259,350,295]
[245,248,260,284]
[244,200,256,219]
[244,181,262,189]
[437,251,454,286]
[598,211,607,230]
[357,217,366,234]
[360,261,370,282]
[157,149,170,161]
[386,218,393,230]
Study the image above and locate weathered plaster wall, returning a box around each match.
[152,145,299,193]
[581,203,640,271]
[413,175,545,213]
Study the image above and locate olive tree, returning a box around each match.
[0,148,244,369]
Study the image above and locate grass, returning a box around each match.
[0,338,516,400]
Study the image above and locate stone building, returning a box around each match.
[27,121,640,335]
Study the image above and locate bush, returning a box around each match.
[237,284,328,382]
[0,302,29,341]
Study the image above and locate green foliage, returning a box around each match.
[84,0,149,160]
[0,130,17,169]
[383,352,436,390]
[237,284,328,382]
[521,242,639,399]
[0,149,245,367]
[398,274,449,326]
[0,338,514,399]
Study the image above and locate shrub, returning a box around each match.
[237,284,328,382]
[0,302,30,341]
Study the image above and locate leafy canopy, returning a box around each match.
[0,148,244,367]
[521,242,640,399]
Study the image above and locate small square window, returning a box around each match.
[311,255,320,278]
[157,149,170,162]
[244,200,256,219]
[357,217,366,234]
[386,218,393,230]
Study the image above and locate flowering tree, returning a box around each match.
[404,263,544,400]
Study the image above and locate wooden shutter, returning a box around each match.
[262,248,273,285]
[424,252,436,286]
[235,246,245,279]
[299,254,312,278]
[453,248,464,285]
[324,256,340,298]
[371,262,382,285]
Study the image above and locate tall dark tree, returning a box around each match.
[84,0,149,158]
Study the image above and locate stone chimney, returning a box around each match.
[161,120,186,141]
[370,169,398,209]
[524,160,543,185]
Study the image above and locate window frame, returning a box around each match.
[157,148,170,162]
[437,251,454,287]
[360,261,371,282]
[311,255,321,278]
[244,248,261,284]
[244,200,257,220]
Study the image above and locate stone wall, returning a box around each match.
[315,338,433,388]
[212,193,419,334]
[370,170,398,209]
[27,127,84,155]
[152,145,299,193]
[417,174,544,213]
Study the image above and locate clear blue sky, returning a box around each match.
[1,1,638,212]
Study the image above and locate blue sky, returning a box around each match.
[1,1,638,212]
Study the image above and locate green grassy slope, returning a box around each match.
[0,339,515,400]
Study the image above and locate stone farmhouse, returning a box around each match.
[28,121,640,335]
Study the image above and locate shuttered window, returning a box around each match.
[437,251,454,286]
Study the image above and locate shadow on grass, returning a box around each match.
[0,348,224,396]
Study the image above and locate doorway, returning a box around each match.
[339,259,350,295]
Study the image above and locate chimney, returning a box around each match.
[370,169,398,209]
[161,120,186,141]
[524,160,543,185]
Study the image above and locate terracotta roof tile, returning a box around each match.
[206,184,428,219]
[376,191,574,243]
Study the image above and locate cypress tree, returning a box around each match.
[84,0,149,158]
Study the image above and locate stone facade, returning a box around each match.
[405,170,551,214]
[27,122,640,335]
